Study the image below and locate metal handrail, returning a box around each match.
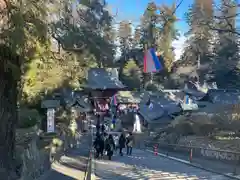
[143,140,240,175]
[84,148,92,180]
[144,140,240,155]
[84,120,95,180]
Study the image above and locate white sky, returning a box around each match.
[114,29,186,61]
[172,33,186,61]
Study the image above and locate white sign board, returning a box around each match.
[47,108,55,133]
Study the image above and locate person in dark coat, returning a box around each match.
[93,134,104,159]
[102,132,108,154]
[101,123,105,133]
[95,131,100,137]
[126,132,134,155]
[96,119,100,133]
[96,114,100,130]
[118,133,126,156]
[105,134,115,160]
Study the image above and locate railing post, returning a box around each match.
[189,148,193,163]
[166,144,169,156]
[233,158,239,175]
[154,144,158,155]
[233,166,237,175]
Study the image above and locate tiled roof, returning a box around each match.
[207,89,240,104]
[115,91,142,103]
[85,68,126,89]
[139,103,165,122]
[41,100,60,108]
[119,88,240,123]
[65,95,92,112]
[138,91,181,122]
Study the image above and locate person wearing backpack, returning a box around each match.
[105,134,115,160]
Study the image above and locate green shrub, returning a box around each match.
[52,138,63,147]
[18,108,40,128]
[175,122,194,136]
[199,124,216,136]
[145,84,159,91]
[122,59,141,89]
[55,108,70,125]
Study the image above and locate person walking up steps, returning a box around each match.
[101,123,105,133]
[94,134,104,159]
[111,115,116,130]
[126,132,133,155]
[118,133,126,156]
[103,132,108,155]
[105,134,115,160]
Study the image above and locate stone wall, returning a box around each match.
[177,136,240,162]
[178,136,240,152]
[200,148,240,161]
[133,132,148,149]
[152,135,240,164]
[18,137,50,180]
[17,124,79,180]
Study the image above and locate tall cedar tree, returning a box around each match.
[0,0,49,178]
[213,0,239,88]
[182,0,213,66]
[117,20,132,77]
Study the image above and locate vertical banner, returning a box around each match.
[185,95,189,104]
[47,108,55,133]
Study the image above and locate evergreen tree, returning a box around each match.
[0,0,50,177]
[213,0,239,88]
[157,2,180,72]
[132,27,142,48]
[140,2,159,88]
[186,0,213,63]
[180,0,214,81]
[117,20,132,77]
[140,2,179,88]
[122,59,141,90]
[52,0,115,68]
[0,0,115,177]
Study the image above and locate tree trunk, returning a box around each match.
[0,46,20,179]
[118,60,125,81]
[118,49,127,82]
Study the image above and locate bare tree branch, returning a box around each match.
[214,13,240,20]
[207,25,240,36]
[173,0,184,16]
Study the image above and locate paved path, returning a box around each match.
[94,149,232,180]
[40,134,91,180]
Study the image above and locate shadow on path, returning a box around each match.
[40,134,91,180]
[94,149,231,179]
[59,156,88,173]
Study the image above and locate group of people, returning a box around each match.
[96,114,116,132]
[93,132,115,160]
[118,132,134,156]
[93,112,134,160]
[93,131,134,160]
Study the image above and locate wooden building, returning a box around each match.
[83,68,126,116]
